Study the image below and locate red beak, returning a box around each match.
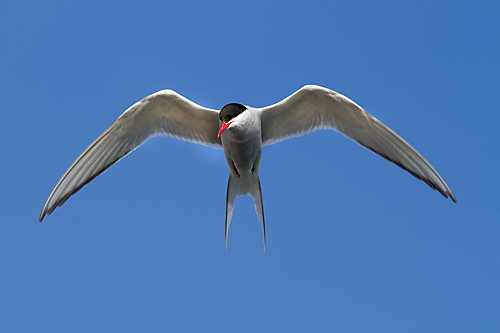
[217,121,233,138]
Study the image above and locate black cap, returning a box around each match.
[220,103,246,123]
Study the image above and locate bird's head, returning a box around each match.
[217,103,247,138]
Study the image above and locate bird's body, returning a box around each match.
[220,105,263,194]
[40,85,456,249]
[218,104,266,247]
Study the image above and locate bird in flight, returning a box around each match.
[40,85,456,249]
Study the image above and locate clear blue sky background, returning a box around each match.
[1,0,498,331]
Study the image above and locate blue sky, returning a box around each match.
[1,0,499,331]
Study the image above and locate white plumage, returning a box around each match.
[40,85,456,249]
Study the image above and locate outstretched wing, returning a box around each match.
[260,85,456,202]
[40,90,221,221]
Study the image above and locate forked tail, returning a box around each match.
[225,175,266,251]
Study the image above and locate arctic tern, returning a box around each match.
[39,85,456,249]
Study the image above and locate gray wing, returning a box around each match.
[260,85,456,202]
[40,90,221,221]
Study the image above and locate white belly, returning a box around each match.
[221,130,262,194]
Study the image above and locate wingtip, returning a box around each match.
[225,217,229,250]
[262,223,266,252]
[443,186,456,203]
